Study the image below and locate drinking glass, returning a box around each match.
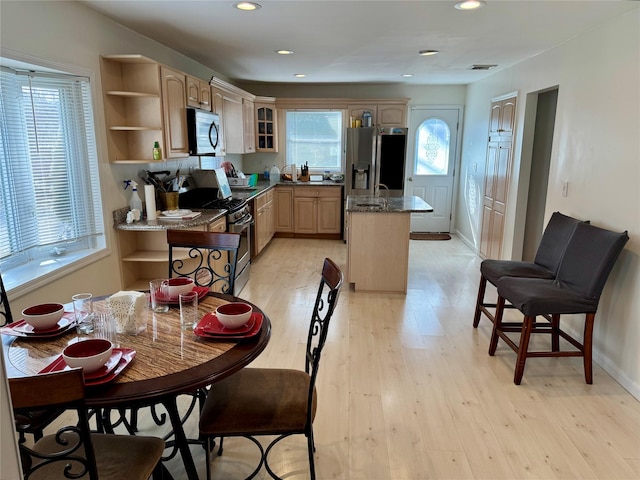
[149,279,169,313]
[92,312,118,345]
[179,291,198,331]
[72,293,93,334]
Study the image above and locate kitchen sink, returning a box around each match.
[355,197,388,210]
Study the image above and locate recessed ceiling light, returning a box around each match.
[275,50,294,55]
[234,2,261,11]
[418,50,439,56]
[401,74,413,78]
[454,1,486,11]
[294,74,306,78]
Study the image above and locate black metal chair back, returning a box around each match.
[10,369,165,480]
[1,270,13,326]
[304,257,343,425]
[11,369,99,480]
[167,230,241,295]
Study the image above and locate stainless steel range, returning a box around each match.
[179,187,253,296]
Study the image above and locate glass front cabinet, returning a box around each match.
[255,100,278,153]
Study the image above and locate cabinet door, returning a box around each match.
[378,104,407,127]
[275,187,293,232]
[317,197,341,234]
[160,66,189,158]
[199,82,212,112]
[294,197,317,233]
[243,99,255,153]
[186,76,212,112]
[210,87,226,155]
[489,98,516,139]
[222,93,244,154]
[255,104,278,152]
[186,75,201,108]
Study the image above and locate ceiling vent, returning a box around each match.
[469,64,497,70]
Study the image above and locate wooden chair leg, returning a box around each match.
[488,295,505,355]
[551,314,560,352]
[514,315,535,385]
[473,275,487,328]
[583,313,596,384]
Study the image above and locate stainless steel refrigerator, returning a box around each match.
[344,126,408,238]
[345,126,408,197]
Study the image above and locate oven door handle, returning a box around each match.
[229,214,254,232]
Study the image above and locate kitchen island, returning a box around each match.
[346,195,433,293]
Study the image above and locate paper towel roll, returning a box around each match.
[144,184,157,220]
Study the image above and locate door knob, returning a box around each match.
[408,176,413,182]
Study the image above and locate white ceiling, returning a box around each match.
[80,0,638,85]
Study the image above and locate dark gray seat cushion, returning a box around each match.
[497,223,629,317]
[481,211,584,286]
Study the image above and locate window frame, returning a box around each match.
[0,52,109,297]
[284,109,346,174]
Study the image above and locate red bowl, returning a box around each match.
[22,303,64,330]
[63,339,113,373]
[165,277,195,298]
[215,302,253,329]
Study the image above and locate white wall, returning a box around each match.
[0,0,225,311]
[456,8,640,396]
[0,2,226,472]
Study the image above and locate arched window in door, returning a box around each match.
[414,118,450,175]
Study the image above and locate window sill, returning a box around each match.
[3,247,109,300]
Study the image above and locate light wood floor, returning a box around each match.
[55,236,640,479]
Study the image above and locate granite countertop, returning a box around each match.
[230,180,343,201]
[346,195,433,213]
[113,208,227,231]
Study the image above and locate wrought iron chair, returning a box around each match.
[125,230,241,436]
[10,368,165,480]
[167,230,241,295]
[490,222,629,384]
[198,258,344,480]
[1,270,63,443]
[473,211,585,328]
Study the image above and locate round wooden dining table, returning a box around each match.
[3,292,271,480]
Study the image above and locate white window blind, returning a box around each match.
[286,110,343,171]
[0,65,105,288]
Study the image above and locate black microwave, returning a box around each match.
[186,108,224,156]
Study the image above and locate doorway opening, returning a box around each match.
[518,87,559,261]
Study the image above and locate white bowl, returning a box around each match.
[215,303,253,329]
[63,339,113,374]
[164,277,195,298]
[21,303,64,330]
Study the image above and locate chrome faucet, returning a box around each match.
[375,183,389,197]
[374,183,389,208]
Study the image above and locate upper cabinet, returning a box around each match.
[210,77,256,154]
[242,98,255,154]
[186,75,212,112]
[100,55,188,163]
[160,66,189,159]
[255,98,278,152]
[489,97,516,140]
[348,102,408,127]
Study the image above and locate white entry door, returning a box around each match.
[405,107,461,233]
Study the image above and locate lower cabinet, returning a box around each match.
[253,189,275,257]
[274,186,293,232]
[116,217,225,290]
[293,186,342,235]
